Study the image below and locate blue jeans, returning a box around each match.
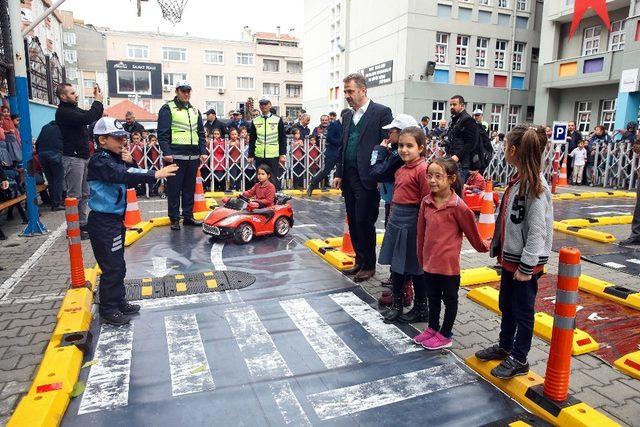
[40,151,64,207]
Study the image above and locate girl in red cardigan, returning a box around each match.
[415,157,490,350]
[242,164,276,207]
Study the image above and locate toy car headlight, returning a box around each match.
[218,216,238,227]
[205,211,214,221]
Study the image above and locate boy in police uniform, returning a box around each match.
[88,118,178,325]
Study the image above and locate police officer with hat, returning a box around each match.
[157,80,207,230]
[248,97,287,190]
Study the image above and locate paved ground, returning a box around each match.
[0,187,639,425]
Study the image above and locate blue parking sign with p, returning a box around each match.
[552,122,568,142]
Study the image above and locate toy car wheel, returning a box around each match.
[274,217,291,237]
[233,223,254,244]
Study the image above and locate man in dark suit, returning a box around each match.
[333,73,393,282]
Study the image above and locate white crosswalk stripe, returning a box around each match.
[329,292,421,355]
[165,313,215,396]
[280,298,361,369]
[78,323,135,415]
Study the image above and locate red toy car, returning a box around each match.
[203,193,294,244]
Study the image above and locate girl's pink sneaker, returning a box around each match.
[421,332,452,350]
[413,327,437,344]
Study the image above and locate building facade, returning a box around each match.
[304,0,542,132]
[103,29,303,120]
[534,0,640,133]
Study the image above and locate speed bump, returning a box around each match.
[466,356,620,426]
[553,221,616,243]
[7,390,69,427]
[614,351,640,380]
[467,286,599,355]
[460,266,501,287]
[559,215,633,228]
[578,275,640,311]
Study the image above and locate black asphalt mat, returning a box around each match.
[62,196,532,426]
[581,250,640,276]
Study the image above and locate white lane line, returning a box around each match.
[604,262,626,269]
[280,298,361,369]
[626,259,640,265]
[224,306,291,380]
[329,292,420,355]
[165,313,215,397]
[0,223,65,301]
[308,364,475,420]
[226,289,244,304]
[269,381,311,426]
[0,292,64,306]
[292,224,318,228]
[137,292,223,310]
[210,242,227,271]
[78,323,135,415]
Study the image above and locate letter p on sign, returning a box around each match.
[553,122,568,142]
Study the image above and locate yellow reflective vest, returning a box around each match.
[168,101,199,146]
[253,115,281,158]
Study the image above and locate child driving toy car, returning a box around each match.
[242,164,276,208]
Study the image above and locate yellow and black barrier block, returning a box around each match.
[614,351,640,380]
[467,286,599,355]
[460,266,501,287]
[553,221,616,243]
[7,390,70,427]
[149,216,171,227]
[305,233,385,271]
[124,220,154,246]
[205,190,241,198]
[553,190,635,201]
[579,274,640,311]
[559,215,633,228]
[466,356,620,426]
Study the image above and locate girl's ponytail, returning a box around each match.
[506,124,547,198]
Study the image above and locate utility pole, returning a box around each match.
[8,0,47,235]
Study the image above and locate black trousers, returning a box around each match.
[309,155,339,190]
[166,158,198,221]
[342,167,380,270]
[87,211,126,316]
[39,151,64,207]
[255,157,282,191]
[425,272,460,338]
[498,270,540,363]
[392,271,425,299]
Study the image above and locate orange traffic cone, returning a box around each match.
[558,156,569,187]
[341,217,356,257]
[194,168,207,213]
[123,188,142,228]
[65,197,86,288]
[478,181,496,240]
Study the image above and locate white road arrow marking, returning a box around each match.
[147,256,174,277]
[588,312,609,321]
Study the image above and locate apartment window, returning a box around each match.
[263,83,280,96]
[205,101,225,117]
[495,40,508,70]
[236,52,254,65]
[66,67,78,81]
[127,44,149,59]
[263,59,280,72]
[432,101,446,123]
[490,105,503,132]
[507,105,520,131]
[476,37,489,68]
[477,0,489,4]
[512,42,525,71]
[435,33,449,64]
[163,72,187,87]
[516,0,527,11]
[456,35,470,66]
[116,69,151,95]
[582,26,601,55]
[498,0,508,7]
[204,50,223,64]
[63,50,77,63]
[600,99,616,132]
[286,106,302,121]
[473,103,485,114]
[576,101,592,132]
[83,78,96,89]
[63,31,76,46]
[287,61,302,73]
[205,75,224,89]
[459,7,472,21]
[608,20,626,51]
[286,84,302,98]
[162,47,187,62]
[236,76,254,90]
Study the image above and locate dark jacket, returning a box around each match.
[227,119,248,132]
[567,129,582,152]
[447,110,478,168]
[370,144,403,183]
[123,121,145,134]
[204,119,227,139]
[55,100,104,159]
[325,120,343,160]
[292,123,311,140]
[335,100,393,190]
[157,98,206,157]
[35,121,63,155]
[248,114,287,158]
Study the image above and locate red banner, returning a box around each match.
[569,0,612,39]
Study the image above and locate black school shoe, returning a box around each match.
[170,220,181,231]
[100,311,131,326]
[183,218,203,226]
[119,302,141,315]
[491,356,529,379]
[475,344,511,361]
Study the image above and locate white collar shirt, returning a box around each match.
[352,99,371,126]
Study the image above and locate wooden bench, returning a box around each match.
[0,184,49,239]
